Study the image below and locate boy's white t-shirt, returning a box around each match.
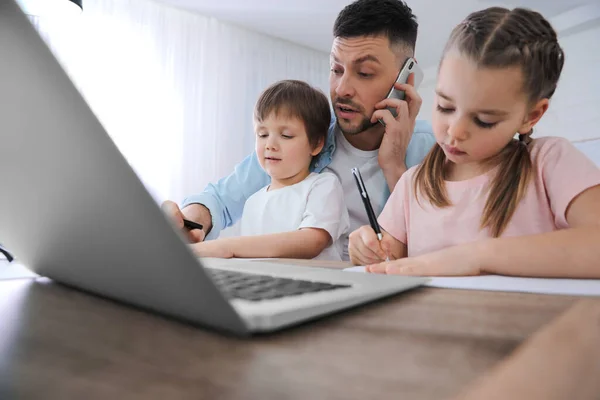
[239,172,350,261]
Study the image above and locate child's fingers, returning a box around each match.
[357,228,387,260]
[381,235,401,260]
[365,262,387,274]
[349,242,382,266]
[348,238,372,265]
[348,226,386,264]
[366,259,410,274]
[380,242,392,261]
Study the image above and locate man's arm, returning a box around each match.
[180,151,270,240]
[380,122,436,191]
[404,121,437,168]
[373,73,436,191]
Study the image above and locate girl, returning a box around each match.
[348,7,600,277]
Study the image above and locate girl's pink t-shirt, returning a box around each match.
[378,137,600,256]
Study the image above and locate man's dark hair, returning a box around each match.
[333,0,418,52]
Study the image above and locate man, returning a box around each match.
[162,0,436,260]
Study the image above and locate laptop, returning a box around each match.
[0,0,428,336]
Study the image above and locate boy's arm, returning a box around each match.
[192,173,348,260]
[180,151,270,240]
[191,229,332,259]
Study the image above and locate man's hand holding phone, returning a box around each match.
[371,58,423,187]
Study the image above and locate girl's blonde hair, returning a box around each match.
[414,7,565,237]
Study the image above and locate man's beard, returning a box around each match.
[335,111,378,136]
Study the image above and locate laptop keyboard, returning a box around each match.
[205,268,352,302]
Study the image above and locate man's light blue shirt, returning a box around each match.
[182,117,436,240]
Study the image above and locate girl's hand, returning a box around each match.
[348,225,401,265]
[366,242,484,276]
[189,240,233,259]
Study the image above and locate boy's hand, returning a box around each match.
[161,200,205,243]
[348,225,397,265]
[189,240,233,259]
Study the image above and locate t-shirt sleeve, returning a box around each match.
[299,173,350,241]
[377,168,412,244]
[537,137,600,228]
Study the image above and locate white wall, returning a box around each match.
[416,23,600,144]
[574,138,600,166]
[536,24,600,142]
[33,0,330,205]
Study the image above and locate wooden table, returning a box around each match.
[0,259,598,400]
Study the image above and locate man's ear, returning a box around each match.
[518,98,549,134]
[311,137,325,156]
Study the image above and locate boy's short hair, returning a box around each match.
[254,80,331,150]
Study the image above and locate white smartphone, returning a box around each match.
[383,57,424,118]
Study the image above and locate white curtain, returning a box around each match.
[29,0,330,204]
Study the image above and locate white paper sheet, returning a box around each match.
[344,266,600,296]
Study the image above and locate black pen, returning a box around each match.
[351,167,389,261]
[183,219,203,231]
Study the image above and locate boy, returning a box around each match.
[184,80,350,260]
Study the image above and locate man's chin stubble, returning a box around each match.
[336,116,378,136]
